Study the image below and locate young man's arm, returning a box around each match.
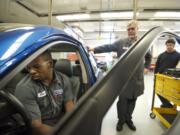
[61,73,75,112]
[154,55,161,73]
[65,100,74,112]
[144,51,152,73]
[145,51,152,68]
[31,119,52,135]
[15,83,52,135]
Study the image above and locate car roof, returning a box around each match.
[0,23,81,78]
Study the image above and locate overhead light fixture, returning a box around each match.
[100,12,138,19]
[154,12,180,18]
[56,13,90,21]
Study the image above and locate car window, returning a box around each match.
[47,43,93,100]
[51,52,78,67]
[3,41,93,98]
[48,43,97,96]
[88,52,103,79]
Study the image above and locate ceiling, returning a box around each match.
[0,0,180,43]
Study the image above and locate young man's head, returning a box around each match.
[165,39,176,53]
[26,50,53,83]
[127,20,138,40]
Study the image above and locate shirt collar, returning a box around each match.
[33,70,62,87]
[53,70,62,85]
[128,36,138,43]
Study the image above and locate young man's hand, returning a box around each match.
[144,68,149,74]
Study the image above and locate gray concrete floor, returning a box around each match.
[101,72,167,135]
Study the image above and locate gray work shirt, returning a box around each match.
[15,70,73,124]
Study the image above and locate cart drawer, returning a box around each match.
[155,74,164,92]
[155,74,180,105]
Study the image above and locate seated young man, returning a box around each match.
[15,50,74,135]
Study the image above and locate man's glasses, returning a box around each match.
[26,61,50,71]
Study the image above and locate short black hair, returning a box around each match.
[165,39,175,45]
[41,50,53,61]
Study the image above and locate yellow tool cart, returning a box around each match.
[150,73,180,128]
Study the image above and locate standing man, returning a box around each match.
[154,38,180,108]
[15,50,74,135]
[89,20,151,131]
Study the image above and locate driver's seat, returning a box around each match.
[55,59,80,102]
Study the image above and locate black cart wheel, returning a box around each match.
[150,112,156,119]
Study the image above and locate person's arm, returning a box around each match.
[31,119,52,135]
[61,73,75,112]
[90,40,121,54]
[65,100,74,112]
[15,82,52,135]
[94,44,117,53]
[144,51,152,68]
[154,55,161,74]
[144,51,152,73]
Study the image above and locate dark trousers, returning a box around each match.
[117,96,137,124]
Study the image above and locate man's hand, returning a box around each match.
[87,46,94,52]
[144,68,149,74]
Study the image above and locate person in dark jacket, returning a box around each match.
[89,20,151,131]
[154,38,180,108]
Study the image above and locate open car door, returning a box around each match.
[51,26,180,135]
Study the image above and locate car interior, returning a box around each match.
[0,42,93,135]
[4,43,91,99]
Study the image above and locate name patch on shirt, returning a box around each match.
[53,89,63,96]
[122,46,129,50]
[38,91,46,98]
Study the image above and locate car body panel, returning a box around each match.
[0,23,96,86]
[52,27,180,135]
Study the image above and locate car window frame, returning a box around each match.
[0,40,95,90]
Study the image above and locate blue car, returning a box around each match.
[0,23,103,134]
[1,24,180,135]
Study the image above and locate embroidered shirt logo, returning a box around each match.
[122,46,129,50]
[53,89,63,102]
[38,91,46,98]
[53,89,63,95]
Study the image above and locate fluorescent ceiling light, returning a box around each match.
[56,14,90,21]
[84,29,148,33]
[100,12,138,18]
[154,12,180,18]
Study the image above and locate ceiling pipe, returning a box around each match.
[133,0,138,20]
[98,0,103,38]
[48,0,53,25]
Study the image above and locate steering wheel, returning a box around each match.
[0,90,32,135]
